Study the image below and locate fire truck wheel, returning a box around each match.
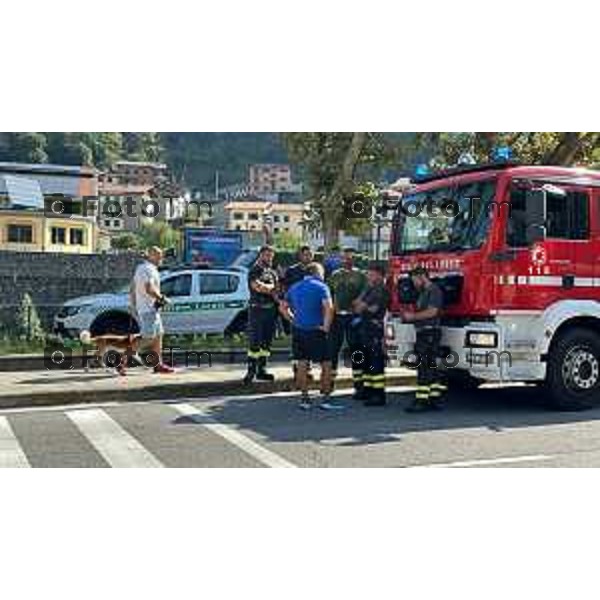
[546,327,600,411]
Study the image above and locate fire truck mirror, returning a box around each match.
[525,189,547,245]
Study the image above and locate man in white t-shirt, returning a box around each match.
[130,246,175,374]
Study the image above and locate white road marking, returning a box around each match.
[0,416,30,468]
[411,454,554,468]
[171,403,297,468]
[67,409,164,468]
[0,401,122,417]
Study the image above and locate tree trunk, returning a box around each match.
[323,217,338,250]
[545,132,584,165]
[323,132,368,250]
[331,132,368,199]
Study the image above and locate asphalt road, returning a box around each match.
[4,384,600,467]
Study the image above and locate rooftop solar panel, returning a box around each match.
[1,175,44,209]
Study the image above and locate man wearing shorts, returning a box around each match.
[283,262,340,411]
[130,246,175,374]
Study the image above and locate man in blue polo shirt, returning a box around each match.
[283,262,342,411]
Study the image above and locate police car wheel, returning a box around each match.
[546,327,600,411]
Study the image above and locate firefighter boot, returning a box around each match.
[429,382,448,410]
[364,388,387,407]
[243,357,257,386]
[405,385,435,413]
[352,370,368,400]
[256,356,275,382]
[353,387,369,401]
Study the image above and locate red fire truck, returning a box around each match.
[385,163,600,410]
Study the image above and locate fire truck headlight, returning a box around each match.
[466,331,498,348]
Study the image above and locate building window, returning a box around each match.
[273,215,280,223]
[70,229,85,245]
[233,212,244,220]
[104,220,112,227]
[7,224,33,244]
[274,227,280,234]
[51,227,66,245]
[283,215,290,223]
[248,213,260,221]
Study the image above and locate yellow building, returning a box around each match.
[270,203,305,236]
[0,162,99,254]
[224,200,307,238]
[0,210,96,254]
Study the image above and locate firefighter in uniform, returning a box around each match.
[328,248,367,389]
[350,262,389,406]
[243,245,279,385]
[401,266,447,413]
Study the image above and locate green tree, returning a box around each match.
[45,133,94,165]
[8,133,48,163]
[15,293,45,341]
[417,132,600,169]
[78,132,123,167]
[111,232,141,250]
[272,230,303,251]
[283,133,399,248]
[138,221,180,251]
[64,140,94,166]
[123,133,163,162]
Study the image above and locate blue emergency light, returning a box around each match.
[493,146,512,162]
[415,164,429,178]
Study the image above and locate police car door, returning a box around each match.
[159,272,198,334]
[197,272,245,333]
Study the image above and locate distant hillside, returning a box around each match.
[0,132,289,192]
[0,132,417,192]
[161,133,289,190]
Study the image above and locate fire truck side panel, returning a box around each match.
[492,177,600,312]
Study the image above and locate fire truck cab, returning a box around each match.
[386,163,600,410]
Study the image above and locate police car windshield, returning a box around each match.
[393,179,497,255]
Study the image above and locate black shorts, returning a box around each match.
[292,328,331,362]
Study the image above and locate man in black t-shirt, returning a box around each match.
[244,245,279,385]
[283,246,313,291]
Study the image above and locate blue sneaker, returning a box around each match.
[318,397,347,411]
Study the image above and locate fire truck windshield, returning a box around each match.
[393,179,498,255]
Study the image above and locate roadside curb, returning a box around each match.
[0,373,416,410]
[0,349,291,372]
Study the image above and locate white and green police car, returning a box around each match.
[53,267,250,339]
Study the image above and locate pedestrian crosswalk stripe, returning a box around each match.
[0,416,30,468]
[410,454,554,468]
[67,409,164,468]
[171,403,297,469]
